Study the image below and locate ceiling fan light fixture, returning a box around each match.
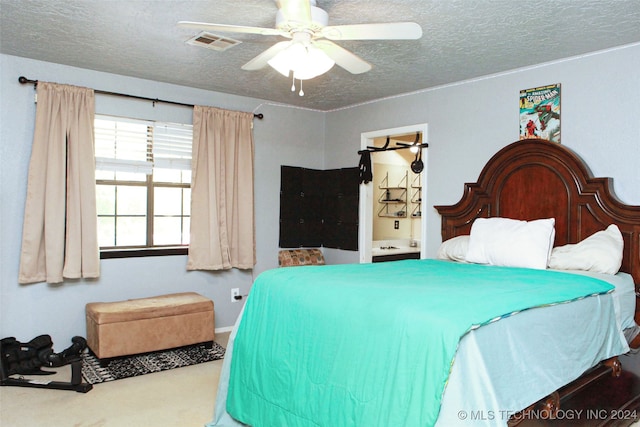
[267,38,335,80]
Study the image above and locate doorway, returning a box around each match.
[359,124,428,263]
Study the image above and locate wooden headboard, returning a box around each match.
[434,139,640,290]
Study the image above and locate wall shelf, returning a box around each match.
[377,172,407,218]
[410,174,422,218]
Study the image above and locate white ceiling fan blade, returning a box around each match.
[322,22,423,40]
[275,0,312,24]
[241,41,292,70]
[178,21,284,36]
[314,40,371,74]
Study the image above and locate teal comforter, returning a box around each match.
[227,259,614,427]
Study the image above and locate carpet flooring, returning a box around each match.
[82,341,225,384]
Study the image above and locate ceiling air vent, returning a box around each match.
[186,31,241,52]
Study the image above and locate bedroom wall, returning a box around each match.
[0,54,326,344]
[324,43,640,260]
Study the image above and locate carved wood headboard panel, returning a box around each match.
[434,139,640,288]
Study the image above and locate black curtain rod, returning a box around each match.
[18,76,264,120]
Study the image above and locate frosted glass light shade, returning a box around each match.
[268,42,335,80]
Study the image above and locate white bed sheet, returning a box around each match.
[208,272,633,427]
[436,293,628,426]
[557,270,636,330]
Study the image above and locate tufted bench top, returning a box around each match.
[86,292,213,324]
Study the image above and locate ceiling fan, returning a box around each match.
[178,0,422,81]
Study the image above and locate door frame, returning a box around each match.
[359,123,429,263]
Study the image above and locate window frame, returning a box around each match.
[95,115,192,258]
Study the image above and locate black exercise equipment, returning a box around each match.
[0,335,93,393]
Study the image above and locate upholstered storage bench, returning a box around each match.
[85,292,214,359]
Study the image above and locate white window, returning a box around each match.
[94,115,192,255]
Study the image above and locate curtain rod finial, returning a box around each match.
[18,76,38,86]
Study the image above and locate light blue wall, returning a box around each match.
[0,54,325,343]
[2,43,639,344]
[325,43,640,258]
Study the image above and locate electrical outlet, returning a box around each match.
[231,288,241,303]
[394,220,399,230]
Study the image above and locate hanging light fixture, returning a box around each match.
[409,132,421,153]
[268,31,335,96]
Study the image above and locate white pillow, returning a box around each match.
[548,224,623,274]
[465,217,556,270]
[436,235,469,262]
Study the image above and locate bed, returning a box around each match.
[209,139,640,427]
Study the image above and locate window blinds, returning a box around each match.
[94,115,193,174]
[152,122,193,170]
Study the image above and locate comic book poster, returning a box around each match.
[519,83,561,143]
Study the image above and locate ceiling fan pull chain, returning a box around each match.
[291,74,296,92]
[299,80,304,96]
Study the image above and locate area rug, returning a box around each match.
[81,342,225,384]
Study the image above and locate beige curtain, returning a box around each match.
[188,106,255,270]
[18,82,99,284]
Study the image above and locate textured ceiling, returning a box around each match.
[1,0,639,111]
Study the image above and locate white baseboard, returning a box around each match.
[215,326,234,334]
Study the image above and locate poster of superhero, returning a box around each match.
[519,83,561,143]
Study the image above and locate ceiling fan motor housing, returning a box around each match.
[276,5,329,35]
